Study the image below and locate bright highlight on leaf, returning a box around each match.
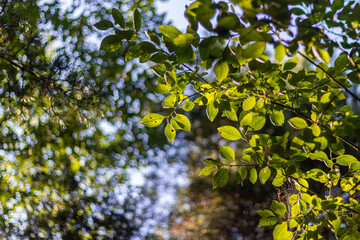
[158,25,182,39]
[288,117,308,129]
[242,96,256,111]
[217,126,242,140]
[140,113,165,127]
[214,61,229,82]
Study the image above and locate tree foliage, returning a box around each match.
[102,0,360,239]
[0,0,170,238]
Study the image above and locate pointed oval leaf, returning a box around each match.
[217,126,242,141]
[206,101,219,122]
[275,44,286,62]
[242,96,256,111]
[182,101,195,111]
[165,123,176,144]
[259,166,271,184]
[242,42,266,59]
[249,116,266,131]
[337,155,358,166]
[270,111,285,126]
[153,84,171,94]
[214,61,229,82]
[249,167,258,184]
[236,167,247,186]
[94,20,114,30]
[158,25,182,39]
[163,94,177,108]
[140,113,165,127]
[288,117,308,129]
[112,8,125,28]
[220,146,235,161]
[100,35,122,52]
[213,168,229,189]
[198,165,216,176]
[271,200,287,215]
[171,114,191,132]
[133,9,142,32]
[174,33,196,47]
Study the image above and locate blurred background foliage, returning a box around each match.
[2,0,359,239]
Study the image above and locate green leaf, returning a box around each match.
[240,112,253,125]
[270,111,285,126]
[140,113,165,127]
[271,200,287,215]
[174,33,196,47]
[165,123,176,144]
[311,125,321,137]
[112,8,125,28]
[175,45,195,64]
[214,61,229,82]
[198,165,216,176]
[257,210,277,227]
[242,42,266,59]
[288,117,308,129]
[203,158,219,165]
[158,25,182,39]
[275,44,286,62]
[242,96,256,111]
[225,107,238,122]
[100,35,122,52]
[182,101,195,111]
[337,155,358,166]
[206,101,219,122]
[273,222,293,240]
[220,146,235,161]
[217,126,242,141]
[272,169,286,187]
[259,166,271,184]
[94,20,114,30]
[171,114,191,132]
[153,84,171,94]
[249,116,266,131]
[213,168,229,189]
[163,94,177,108]
[249,168,258,184]
[133,9,141,32]
[236,167,247,185]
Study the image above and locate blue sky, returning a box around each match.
[155,0,189,31]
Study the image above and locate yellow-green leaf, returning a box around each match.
[270,111,285,126]
[182,101,195,111]
[271,200,287,215]
[217,126,242,140]
[259,166,271,184]
[249,167,258,184]
[153,84,171,94]
[275,44,286,62]
[174,33,196,47]
[140,113,165,127]
[242,96,256,111]
[198,165,216,176]
[214,61,229,82]
[206,101,219,122]
[165,123,176,144]
[220,146,235,161]
[171,114,191,132]
[158,25,182,39]
[288,117,308,129]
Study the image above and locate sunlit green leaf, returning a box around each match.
[158,25,182,39]
[220,146,235,161]
[242,96,256,111]
[140,113,165,127]
[288,117,308,129]
[171,114,191,132]
[165,123,176,144]
[259,166,271,184]
[214,61,229,82]
[217,126,242,140]
[182,101,195,111]
[271,200,287,215]
[249,168,258,184]
[198,165,216,176]
[174,33,196,47]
